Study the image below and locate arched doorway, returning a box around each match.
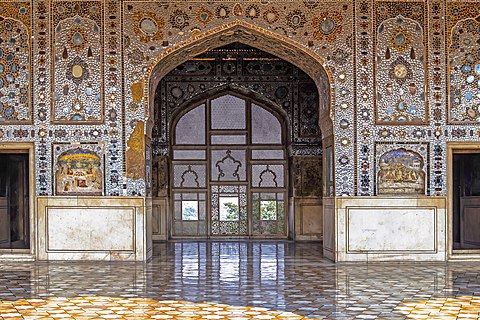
[170,93,287,237]
[149,42,329,240]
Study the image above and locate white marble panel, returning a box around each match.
[323,197,335,261]
[347,208,436,252]
[294,199,323,241]
[47,208,135,251]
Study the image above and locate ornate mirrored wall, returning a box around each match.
[5,0,480,201]
[151,43,324,238]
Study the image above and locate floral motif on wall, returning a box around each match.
[285,10,306,30]
[196,8,212,25]
[262,7,279,24]
[133,11,164,43]
[126,121,145,180]
[377,147,426,195]
[169,9,189,30]
[0,3,31,123]
[55,147,103,195]
[52,1,103,123]
[449,18,480,123]
[293,157,322,197]
[312,11,343,42]
[376,14,426,124]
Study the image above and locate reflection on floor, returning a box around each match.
[0,241,480,319]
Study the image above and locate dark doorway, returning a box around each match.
[0,153,29,249]
[453,152,480,250]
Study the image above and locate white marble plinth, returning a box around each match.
[322,197,335,261]
[37,197,152,262]
[332,197,446,262]
[295,198,323,241]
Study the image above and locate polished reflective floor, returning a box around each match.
[1,242,480,319]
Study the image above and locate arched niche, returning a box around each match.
[146,22,333,138]
[145,23,334,241]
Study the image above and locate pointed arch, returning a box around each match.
[169,84,290,146]
[146,21,333,137]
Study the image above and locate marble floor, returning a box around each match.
[0,242,480,319]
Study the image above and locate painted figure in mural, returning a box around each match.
[378,148,425,194]
[56,148,102,195]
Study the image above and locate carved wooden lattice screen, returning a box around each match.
[171,94,287,237]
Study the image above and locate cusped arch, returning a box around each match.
[171,89,288,147]
[146,21,333,138]
[170,85,289,143]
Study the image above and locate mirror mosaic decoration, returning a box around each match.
[0,0,476,200]
[357,0,446,197]
[52,1,103,123]
[0,3,31,124]
[448,14,480,124]
[375,14,426,124]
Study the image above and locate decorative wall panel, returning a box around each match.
[356,0,375,196]
[375,142,428,195]
[53,143,104,195]
[375,2,427,124]
[447,3,480,124]
[358,0,448,197]
[51,1,103,123]
[2,0,478,201]
[126,120,145,185]
[0,2,31,124]
[377,148,425,194]
[103,0,123,196]
[293,157,322,197]
[124,1,354,196]
[428,0,445,197]
[33,0,50,196]
[152,156,168,197]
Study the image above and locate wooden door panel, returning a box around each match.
[461,196,480,246]
[0,197,9,244]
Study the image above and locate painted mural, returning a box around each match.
[293,157,322,197]
[377,148,425,195]
[55,148,102,195]
[126,121,145,182]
